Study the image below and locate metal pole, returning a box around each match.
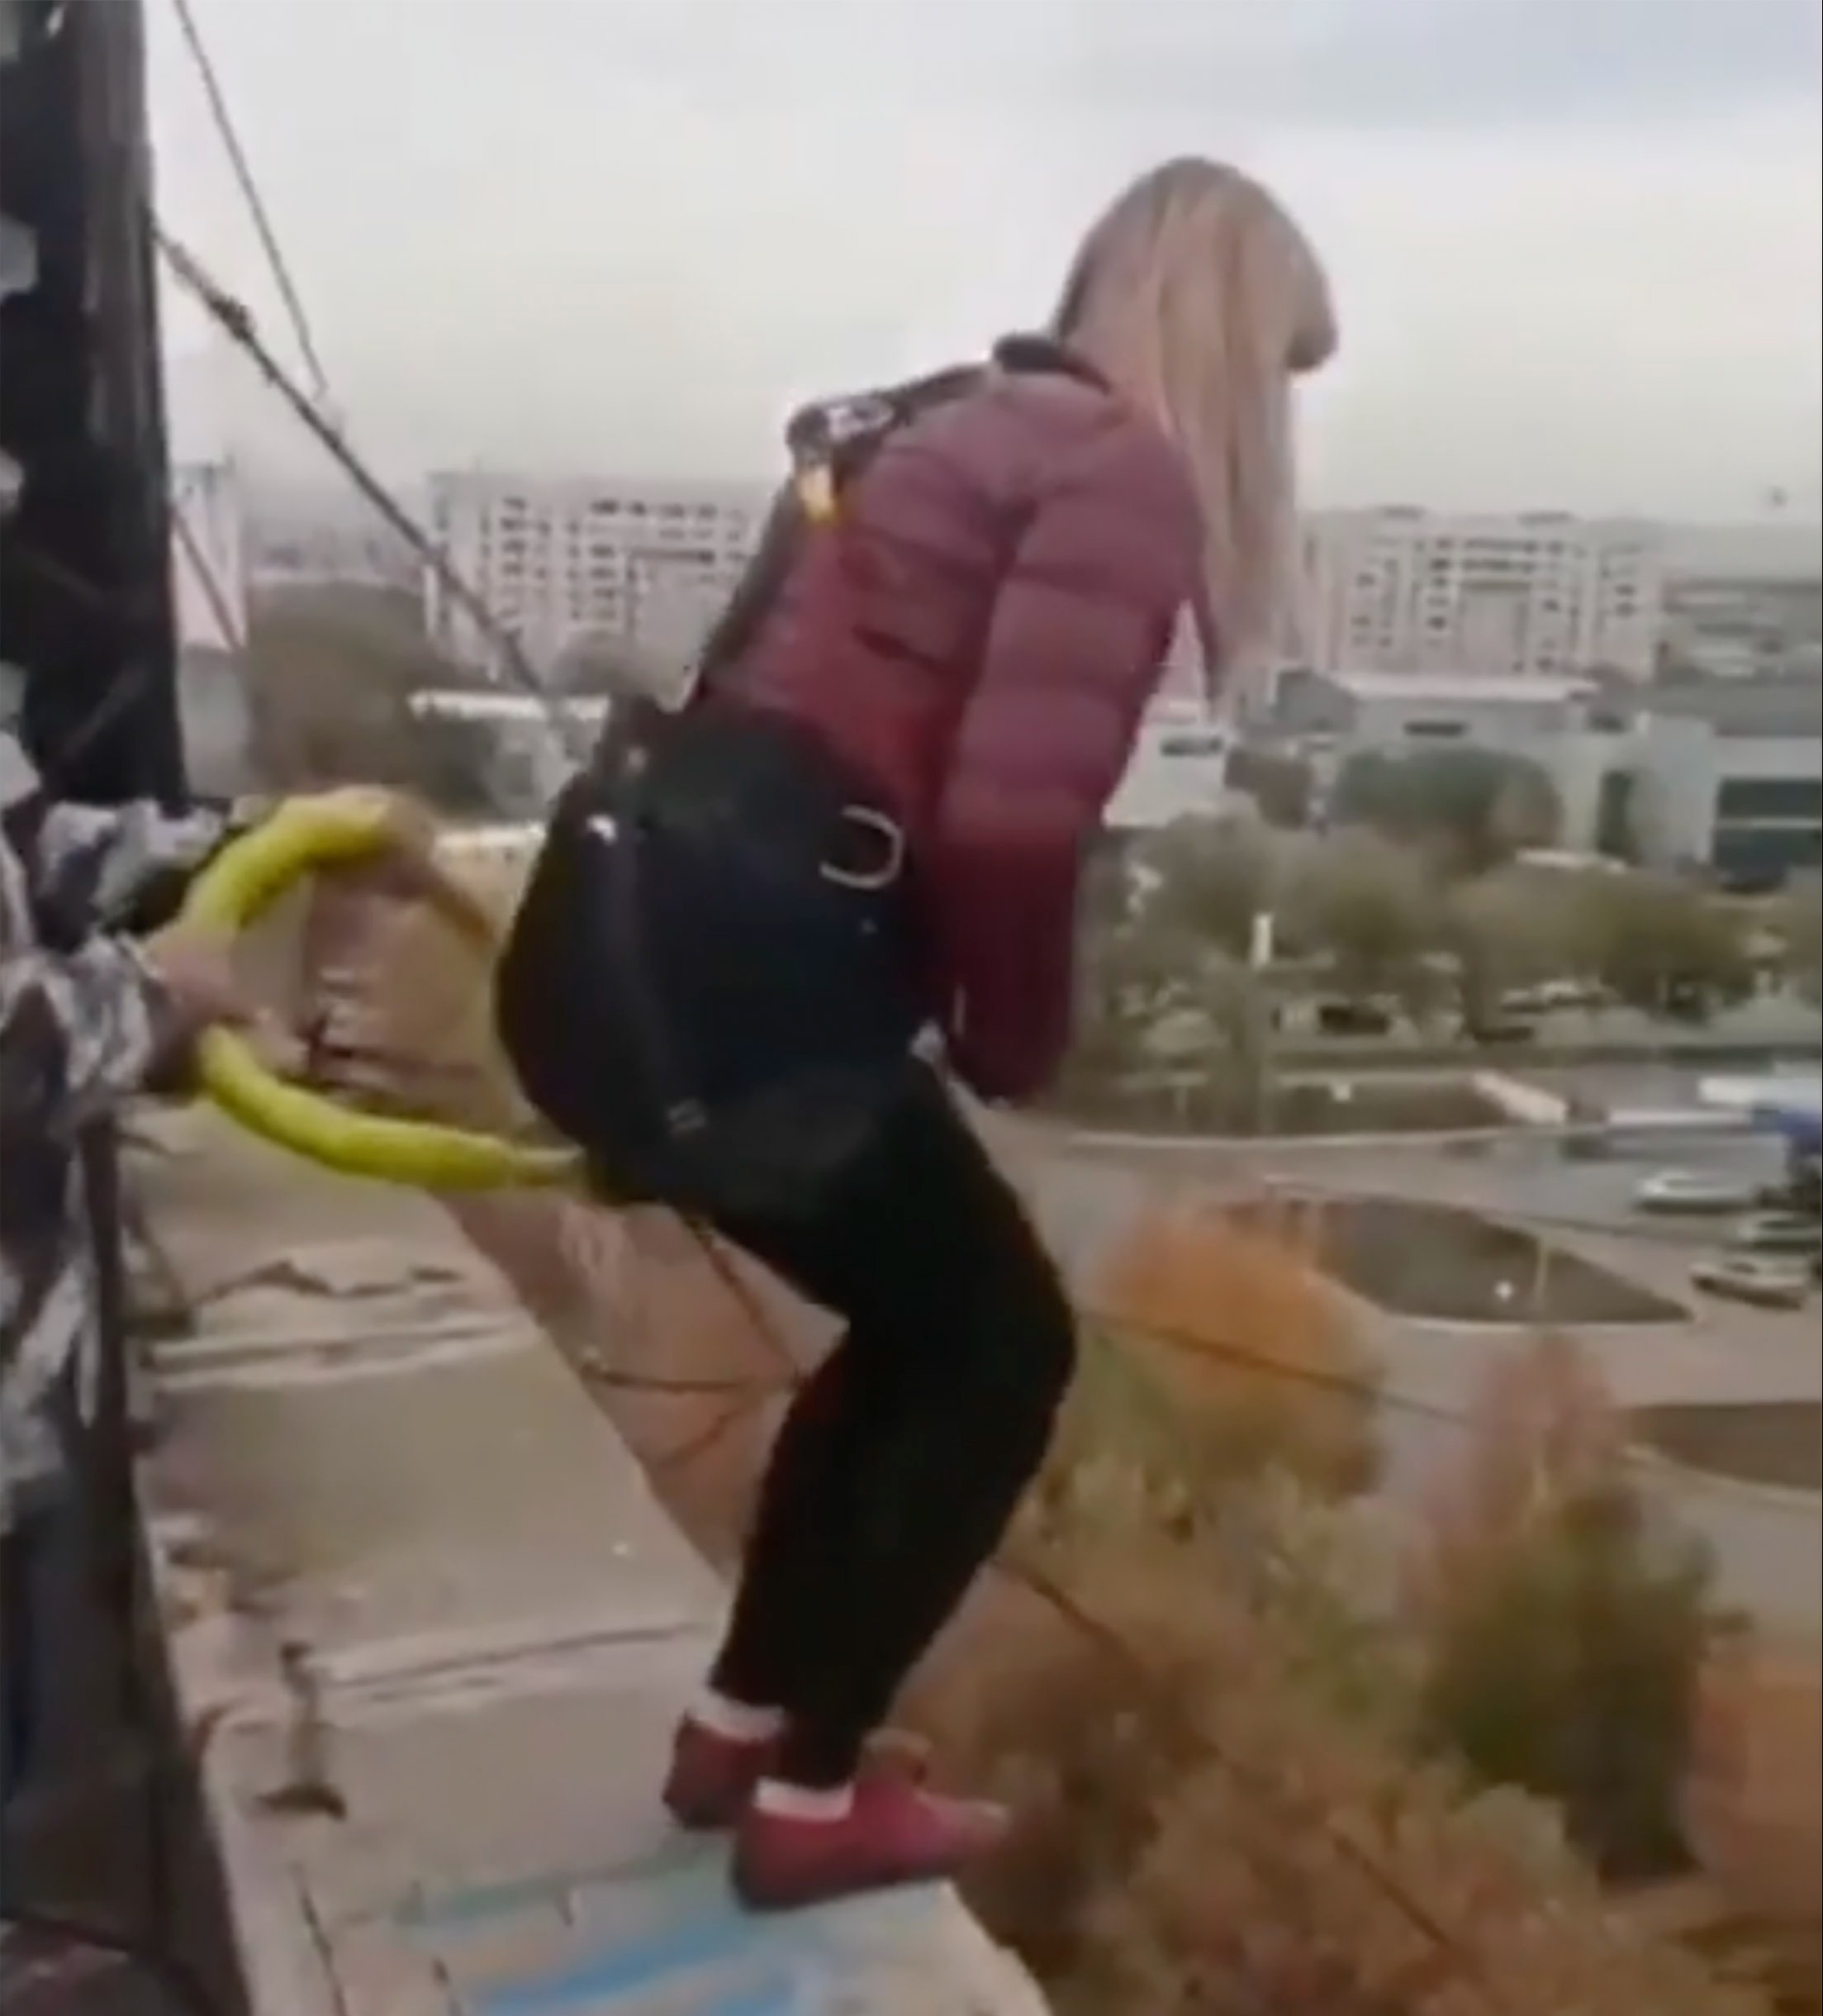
[2,0,185,1953]
[1,0,183,804]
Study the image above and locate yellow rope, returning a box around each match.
[178,799,582,1191]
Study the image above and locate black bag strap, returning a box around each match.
[576,739,713,1153]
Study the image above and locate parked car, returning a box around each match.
[1465,1016,1537,1045]
[1726,1211,1823,1258]
[1635,1171,1760,1216]
[1316,1001,1393,1037]
[1500,980,1606,1015]
[1690,1255,1813,1310]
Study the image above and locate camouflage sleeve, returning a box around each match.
[24,798,249,935]
[0,934,171,1127]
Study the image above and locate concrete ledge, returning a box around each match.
[131,1111,1047,2016]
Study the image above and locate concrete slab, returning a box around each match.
[130,1114,1046,2016]
[147,1336,718,1666]
[195,1662,1038,2016]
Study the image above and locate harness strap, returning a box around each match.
[582,748,710,1148]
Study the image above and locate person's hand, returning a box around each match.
[139,921,254,1032]
[242,1013,309,1080]
[289,787,488,926]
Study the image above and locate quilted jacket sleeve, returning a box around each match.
[929,421,1201,1102]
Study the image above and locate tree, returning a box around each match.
[1132,815,1276,962]
[1568,872,1757,1020]
[1593,769,1638,863]
[1775,874,1821,1006]
[1064,914,1194,1091]
[1079,834,1138,940]
[1448,868,1579,1033]
[1286,832,1442,1021]
[1410,1340,1722,1882]
[1226,744,1315,829]
[1332,745,1564,876]
[241,597,496,810]
[553,628,684,703]
[1057,821,1289,1118]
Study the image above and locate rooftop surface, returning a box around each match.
[130,1110,1044,2016]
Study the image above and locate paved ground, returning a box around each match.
[125,1111,1045,2016]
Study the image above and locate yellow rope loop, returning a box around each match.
[179,797,583,1191]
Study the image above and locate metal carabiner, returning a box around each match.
[819,806,905,892]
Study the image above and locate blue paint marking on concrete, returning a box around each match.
[426,1842,928,2014]
[463,1871,873,2015]
[396,1839,706,1933]
[680,1973,800,2016]
[468,1909,783,2015]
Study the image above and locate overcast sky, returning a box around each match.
[150,0,1822,520]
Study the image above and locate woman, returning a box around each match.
[496,157,1336,1910]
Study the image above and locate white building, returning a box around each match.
[1659,521,1822,682]
[422,472,771,675]
[1279,671,1626,851]
[1277,668,1820,886]
[1300,508,1664,682]
[1623,679,1821,884]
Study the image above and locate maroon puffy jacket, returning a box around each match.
[712,340,1205,1103]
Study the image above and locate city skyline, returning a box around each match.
[174,455,1821,691]
[151,0,1821,521]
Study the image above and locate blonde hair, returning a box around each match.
[1054,158,1336,692]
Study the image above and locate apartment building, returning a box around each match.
[1659,521,1822,681]
[422,472,771,674]
[1300,508,1664,682]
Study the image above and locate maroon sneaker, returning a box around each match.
[662,1719,778,1833]
[662,1720,938,1833]
[732,1774,1009,1912]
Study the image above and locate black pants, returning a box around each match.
[711,1067,1074,1785]
[498,707,1076,1785]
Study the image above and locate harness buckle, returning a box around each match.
[819,806,904,892]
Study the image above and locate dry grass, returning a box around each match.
[1090,1199,1383,1500]
[910,1362,1768,2016]
[1405,1338,1722,1883]
[1687,1634,1823,2007]
[1404,1331,1634,1623]
[287,871,1772,2015]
